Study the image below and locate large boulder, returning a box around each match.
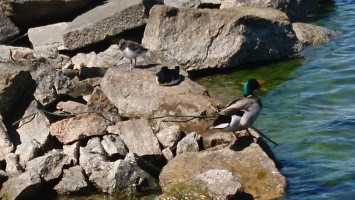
[0,10,19,44]
[0,62,33,118]
[0,0,101,29]
[0,170,41,200]
[54,166,90,195]
[50,113,113,144]
[62,0,161,50]
[159,144,286,200]
[142,5,302,71]
[220,0,321,22]
[107,119,162,156]
[101,63,217,118]
[28,22,68,50]
[292,22,337,46]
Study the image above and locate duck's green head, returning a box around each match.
[242,79,260,96]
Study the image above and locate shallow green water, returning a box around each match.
[197,1,355,199]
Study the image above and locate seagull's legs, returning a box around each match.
[129,59,133,72]
[133,57,137,70]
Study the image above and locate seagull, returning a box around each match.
[156,66,181,86]
[212,79,262,137]
[118,39,147,72]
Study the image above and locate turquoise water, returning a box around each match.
[197,1,355,199]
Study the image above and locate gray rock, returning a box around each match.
[142,5,302,71]
[28,22,68,50]
[101,135,128,157]
[30,58,72,106]
[0,115,14,160]
[56,100,87,114]
[162,147,174,161]
[159,144,286,200]
[0,170,41,200]
[88,159,157,194]
[68,77,101,99]
[50,113,112,144]
[0,45,34,62]
[54,166,90,195]
[79,137,107,175]
[15,139,41,168]
[107,119,162,156]
[25,149,68,181]
[156,124,182,148]
[292,22,337,46]
[187,169,243,199]
[16,100,50,147]
[176,132,201,155]
[1,0,97,28]
[220,0,320,22]
[0,10,19,43]
[4,153,24,177]
[0,62,32,117]
[101,64,217,117]
[202,131,236,150]
[63,141,80,165]
[62,0,160,50]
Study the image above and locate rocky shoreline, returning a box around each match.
[0,0,336,200]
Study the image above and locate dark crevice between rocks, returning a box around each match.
[197,3,221,9]
[136,155,166,179]
[229,136,253,151]
[230,192,254,200]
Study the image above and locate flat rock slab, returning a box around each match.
[0,10,19,43]
[0,170,41,200]
[159,144,286,200]
[292,22,337,46]
[107,119,162,156]
[143,5,301,71]
[50,113,113,144]
[63,0,159,50]
[101,64,217,117]
[28,22,68,50]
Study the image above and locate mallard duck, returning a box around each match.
[156,66,181,86]
[118,39,147,72]
[212,79,262,136]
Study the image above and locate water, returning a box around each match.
[196,1,355,199]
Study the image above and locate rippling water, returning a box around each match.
[197,1,355,199]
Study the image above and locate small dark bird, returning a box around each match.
[212,79,262,137]
[156,66,181,86]
[118,39,147,72]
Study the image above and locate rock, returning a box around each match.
[101,135,128,157]
[16,100,50,147]
[71,45,123,70]
[107,119,162,156]
[0,170,41,200]
[142,5,302,71]
[56,100,87,114]
[0,115,14,159]
[68,77,101,99]
[88,159,158,194]
[0,45,33,63]
[0,62,33,117]
[0,10,20,44]
[54,166,90,195]
[15,139,41,168]
[28,22,68,50]
[62,0,161,50]
[86,86,121,123]
[187,169,243,199]
[4,153,24,177]
[79,137,107,175]
[202,131,236,149]
[63,141,80,165]
[25,149,68,182]
[292,22,337,46]
[0,170,8,187]
[101,64,217,117]
[159,144,286,200]
[1,0,98,29]
[162,147,174,161]
[176,132,201,155]
[29,58,72,106]
[50,113,112,144]
[155,124,182,148]
[220,0,320,22]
